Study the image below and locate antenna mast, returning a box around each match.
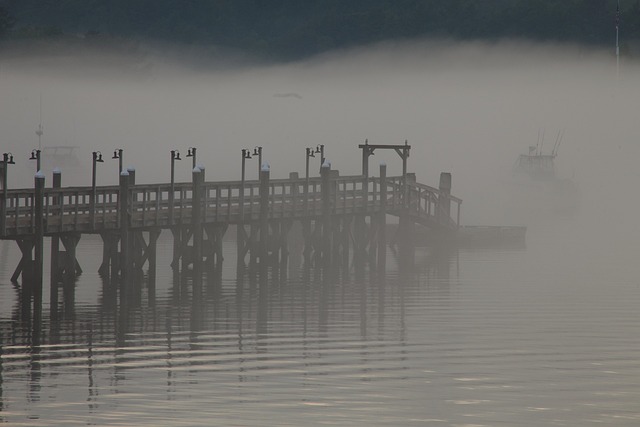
[36,93,43,150]
[616,0,620,78]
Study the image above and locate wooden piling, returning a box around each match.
[321,160,331,270]
[34,171,45,325]
[377,163,387,275]
[259,163,270,270]
[147,229,160,300]
[50,168,61,314]
[399,173,415,270]
[119,170,130,292]
[192,166,203,294]
[0,161,6,236]
[438,172,452,221]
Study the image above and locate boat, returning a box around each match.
[42,146,83,172]
[510,134,581,218]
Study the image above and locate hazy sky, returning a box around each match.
[1,39,638,229]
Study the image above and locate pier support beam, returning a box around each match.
[11,238,34,283]
[147,229,160,290]
[204,223,227,270]
[33,171,45,326]
[438,172,452,222]
[98,232,119,278]
[59,234,82,282]
[398,215,415,271]
[119,170,131,295]
[192,166,204,291]
[171,227,185,270]
[50,168,62,317]
[259,162,270,272]
[320,160,332,270]
[377,162,387,276]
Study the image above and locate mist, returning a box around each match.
[1,38,638,241]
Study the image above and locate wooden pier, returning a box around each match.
[0,142,461,309]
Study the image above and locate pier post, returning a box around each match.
[192,166,203,295]
[50,168,61,314]
[321,160,332,269]
[377,162,387,275]
[147,229,160,302]
[438,172,452,223]
[398,173,415,271]
[0,159,6,236]
[34,171,45,325]
[119,170,131,292]
[259,162,270,269]
[127,166,142,278]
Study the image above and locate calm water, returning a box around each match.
[1,218,640,426]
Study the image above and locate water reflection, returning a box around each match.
[0,240,463,425]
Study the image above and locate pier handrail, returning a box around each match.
[0,173,460,237]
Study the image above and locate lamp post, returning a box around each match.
[2,153,15,191]
[186,147,197,169]
[237,148,253,264]
[253,146,262,174]
[30,149,41,172]
[1,153,15,235]
[112,149,123,174]
[91,151,104,228]
[170,150,181,224]
[315,144,324,172]
[305,147,316,214]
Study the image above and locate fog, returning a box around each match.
[1,38,639,241]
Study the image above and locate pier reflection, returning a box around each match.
[0,241,460,411]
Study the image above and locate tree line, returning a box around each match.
[0,1,636,59]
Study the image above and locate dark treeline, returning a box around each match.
[0,0,636,60]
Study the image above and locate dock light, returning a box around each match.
[305,147,316,178]
[30,149,41,172]
[253,146,262,174]
[92,151,104,188]
[186,147,197,168]
[112,149,123,174]
[90,151,104,228]
[3,152,15,165]
[241,148,253,182]
[304,147,318,214]
[169,150,183,224]
[315,144,325,172]
[170,150,182,189]
[1,152,15,192]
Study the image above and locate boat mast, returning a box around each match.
[616,0,620,78]
[36,93,43,150]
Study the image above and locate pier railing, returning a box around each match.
[0,174,460,238]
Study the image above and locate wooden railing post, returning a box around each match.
[378,162,387,275]
[259,162,270,268]
[119,170,130,289]
[50,168,61,293]
[289,172,298,216]
[438,172,452,224]
[192,166,203,294]
[321,160,332,269]
[0,161,5,236]
[34,171,45,325]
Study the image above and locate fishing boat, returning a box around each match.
[510,133,581,218]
